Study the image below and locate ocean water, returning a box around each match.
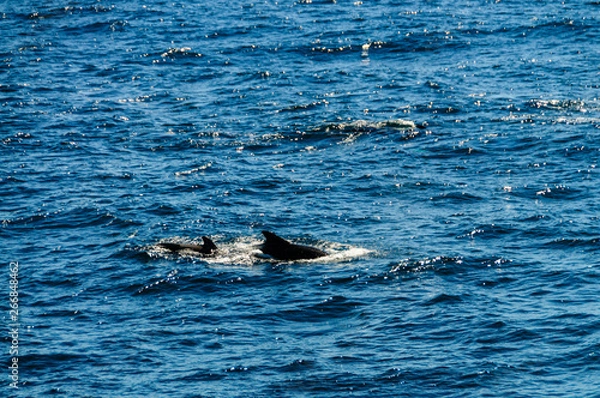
[2,0,600,396]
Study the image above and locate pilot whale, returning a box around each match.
[158,236,217,255]
[260,231,328,261]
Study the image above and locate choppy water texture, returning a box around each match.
[2,0,600,396]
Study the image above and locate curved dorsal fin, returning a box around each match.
[262,231,291,246]
[202,236,217,252]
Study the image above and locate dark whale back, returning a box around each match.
[158,236,217,255]
[261,231,327,261]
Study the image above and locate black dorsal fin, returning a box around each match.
[202,236,217,253]
[262,231,291,246]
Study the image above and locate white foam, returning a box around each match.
[338,119,417,131]
[202,236,263,266]
[322,246,374,263]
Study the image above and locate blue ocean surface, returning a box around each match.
[2,0,600,396]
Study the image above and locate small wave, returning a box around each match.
[174,162,213,176]
[526,99,586,112]
[389,256,512,275]
[312,119,417,133]
[543,237,600,250]
[456,224,518,240]
[277,295,365,322]
[277,100,329,113]
[4,207,127,231]
[160,47,203,59]
[279,358,316,373]
[145,47,203,64]
[25,5,115,21]
[306,118,423,144]
[424,293,463,306]
[496,111,600,126]
[311,44,354,54]
[390,256,463,274]
[135,269,180,295]
[553,116,600,126]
